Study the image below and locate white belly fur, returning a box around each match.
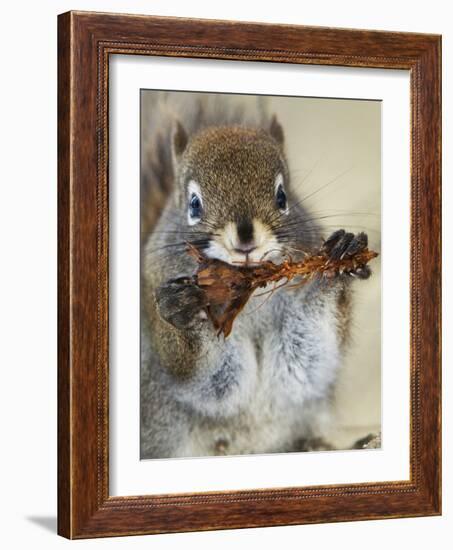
[172,286,341,457]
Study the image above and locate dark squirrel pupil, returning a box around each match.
[276,185,287,210]
[189,194,202,217]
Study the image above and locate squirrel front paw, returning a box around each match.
[322,229,371,279]
[155,277,208,330]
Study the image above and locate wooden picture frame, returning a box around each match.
[58,10,441,539]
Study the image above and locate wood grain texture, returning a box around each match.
[57,11,71,538]
[57,10,442,539]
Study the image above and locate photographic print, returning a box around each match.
[140,91,381,459]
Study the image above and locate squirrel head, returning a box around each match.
[172,117,309,265]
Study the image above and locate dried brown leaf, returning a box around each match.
[187,242,378,338]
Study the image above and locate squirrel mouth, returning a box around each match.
[228,247,283,267]
[203,233,283,266]
[233,247,257,266]
[237,256,256,267]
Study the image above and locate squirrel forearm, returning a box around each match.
[146,294,215,379]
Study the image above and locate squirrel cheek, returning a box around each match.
[253,219,277,248]
[223,222,239,250]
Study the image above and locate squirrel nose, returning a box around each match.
[236,219,254,245]
[234,219,256,254]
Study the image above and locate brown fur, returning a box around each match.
[175,125,288,226]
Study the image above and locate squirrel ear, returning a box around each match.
[269,115,284,146]
[172,120,188,161]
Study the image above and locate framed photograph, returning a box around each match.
[58,11,441,538]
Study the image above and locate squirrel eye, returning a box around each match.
[276,184,287,211]
[189,193,202,219]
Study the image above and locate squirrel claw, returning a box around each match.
[155,277,208,330]
[323,230,371,280]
